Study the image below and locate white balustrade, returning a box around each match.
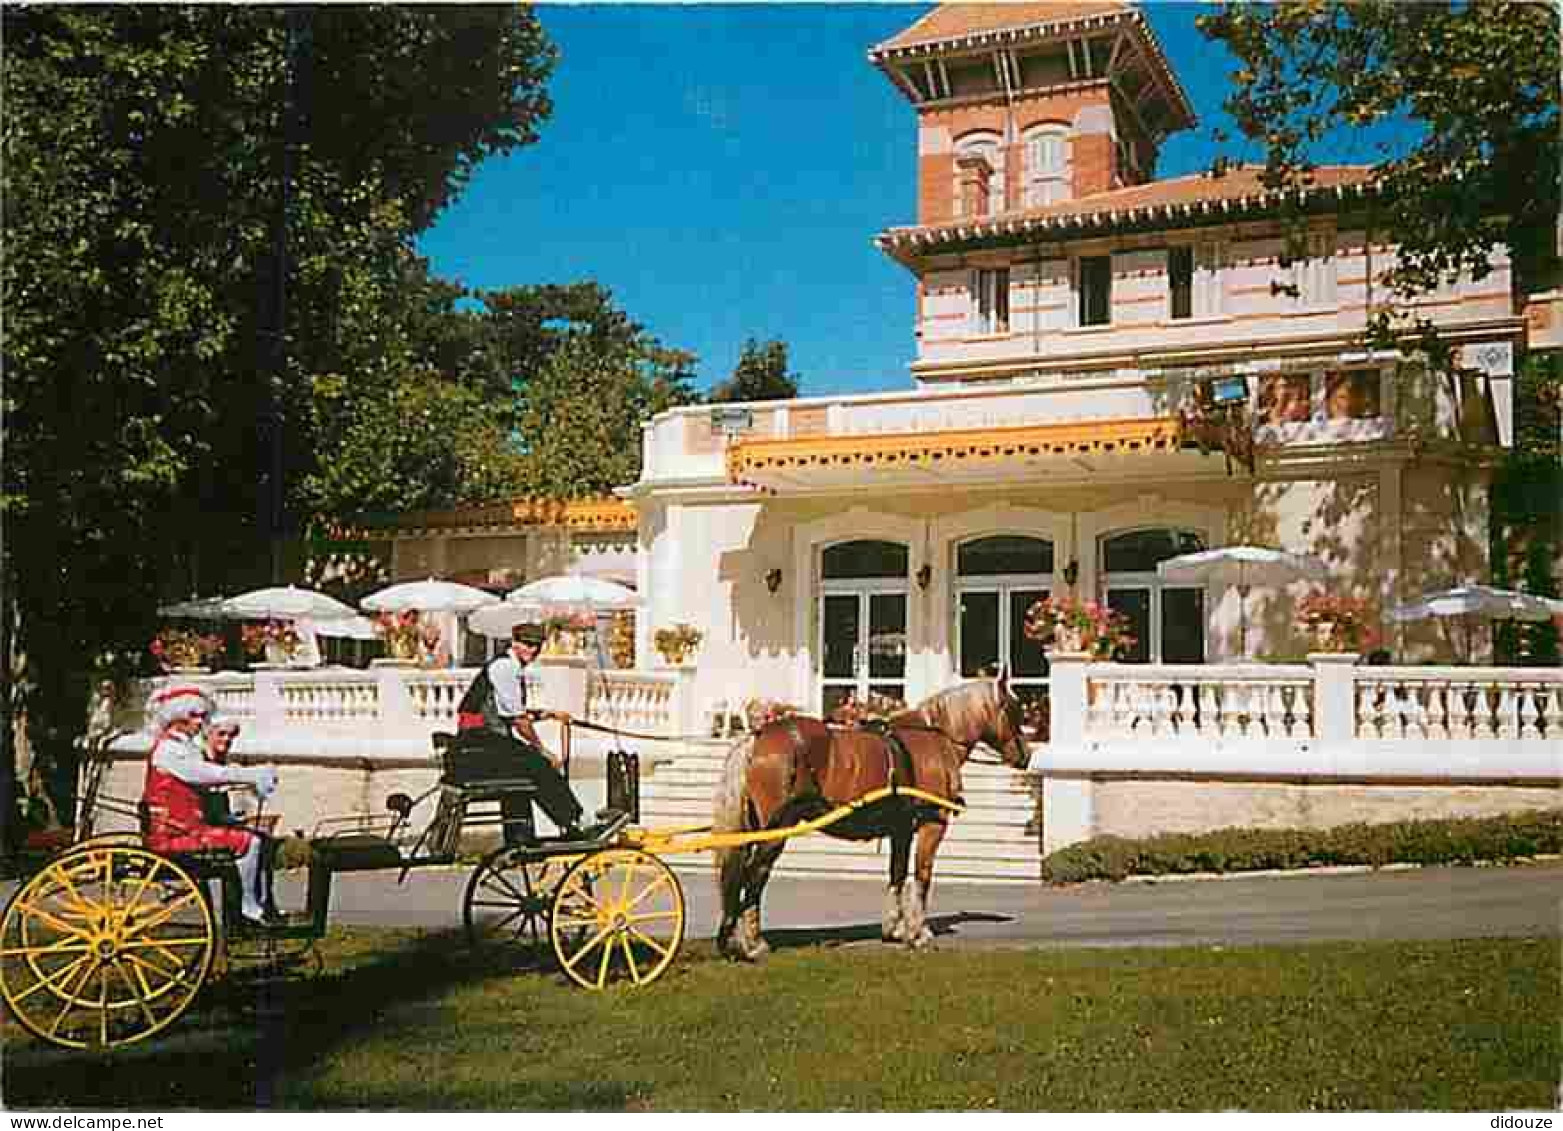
[205,673,256,721]
[1084,664,1315,742]
[587,671,677,736]
[405,669,476,724]
[1353,667,1563,743]
[276,670,379,726]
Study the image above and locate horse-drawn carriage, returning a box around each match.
[1,678,1029,1052]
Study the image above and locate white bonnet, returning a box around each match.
[148,684,216,731]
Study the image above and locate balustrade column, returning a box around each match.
[1039,652,1093,855]
[252,671,285,731]
[1309,652,1361,770]
[376,667,416,727]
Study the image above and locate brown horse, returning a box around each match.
[712,676,1030,961]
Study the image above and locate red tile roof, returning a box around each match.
[879,164,1377,254]
[874,2,1137,53]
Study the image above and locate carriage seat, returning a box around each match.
[432,730,543,795]
[135,800,240,879]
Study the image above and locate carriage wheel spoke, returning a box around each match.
[8,953,91,1005]
[114,959,161,1032]
[620,935,643,983]
[560,924,612,977]
[124,890,201,935]
[10,899,94,943]
[625,928,672,962]
[624,874,674,914]
[47,959,97,1037]
[594,934,613,989]
[1,937,93,959]
[122,950,202,994]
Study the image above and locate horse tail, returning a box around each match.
[711,732,756,884]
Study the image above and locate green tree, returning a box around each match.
[1201,1,1562,661]
[1,5,556,839]
[511,316,699,499]
[708,338,800,403]
[1199,1,1560,307]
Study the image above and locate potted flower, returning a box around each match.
[241,620,302,666]
[653,622,704,665]
[149,628,225,673]
[1295,592,1378,654]
[373,610,423,661]
[1023,595,1136,660]
[543,610,597,657]
[606,611,636,669]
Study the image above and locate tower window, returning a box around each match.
[1078,256,1112,327]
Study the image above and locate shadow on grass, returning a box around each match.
[758,909,1015,951]
[1,929,630,1111]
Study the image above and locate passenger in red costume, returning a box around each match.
[141,685,278,922]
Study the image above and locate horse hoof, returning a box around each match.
[906,928,934,950]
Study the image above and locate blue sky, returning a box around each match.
[417,3,1393,398]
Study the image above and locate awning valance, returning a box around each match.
[727,417,1210,494]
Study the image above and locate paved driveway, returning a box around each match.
[278,859,1563,950]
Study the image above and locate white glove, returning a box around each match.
[250,766,279,800]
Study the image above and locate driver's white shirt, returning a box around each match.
[487,652,528,719]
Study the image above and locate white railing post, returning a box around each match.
[672,663,698,739]
[537,655,590,720]
[1040,651,1093,855]
[376,666,417,728]
[1309,652,1361,761]
[252,670,285,731]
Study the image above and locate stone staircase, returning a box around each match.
[638,739,1044,883]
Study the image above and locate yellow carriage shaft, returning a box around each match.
[621,784,964,856]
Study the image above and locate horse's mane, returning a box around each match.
[898,679,998,744]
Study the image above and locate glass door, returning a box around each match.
[820,589,907,715]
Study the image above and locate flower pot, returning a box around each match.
[264,642,294,666]
[1055,624,1085,654]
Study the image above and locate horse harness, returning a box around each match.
[781,715,956,827]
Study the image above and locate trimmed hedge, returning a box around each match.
[1039,809,1563,884]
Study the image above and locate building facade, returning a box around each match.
[626,1,1559,724]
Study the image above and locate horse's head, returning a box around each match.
[916,673,1031,768]
[985,669,1031,769]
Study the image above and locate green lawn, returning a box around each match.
[4,931,1557,1111]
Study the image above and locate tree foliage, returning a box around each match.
[1199,1,1560,302]
[1,5,556,836]
[708,337,800,403]
[502,288,699,498]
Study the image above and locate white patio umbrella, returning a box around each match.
[468,602,548,640]
[1388,584,1563,624]
[503,575,641,612]
[310,614,381,640]
[219,585,359,622]
[360,578,501,614]
[1157,545,1328,658]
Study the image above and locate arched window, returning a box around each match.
[1023,124,1071,207]
[956,535,1053,719]
[820,540,908,715]
[953,132,1004,218]
[1100,528,1207,663]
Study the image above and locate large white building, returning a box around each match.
[611,1,1558,724]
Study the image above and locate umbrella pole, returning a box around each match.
[1237,583,1251,660]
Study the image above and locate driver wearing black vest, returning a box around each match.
[455,621,604,841]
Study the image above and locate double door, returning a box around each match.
[819,586,906,715]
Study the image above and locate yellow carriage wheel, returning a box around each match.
[550,848,684,990]
[0,845,214,1050]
